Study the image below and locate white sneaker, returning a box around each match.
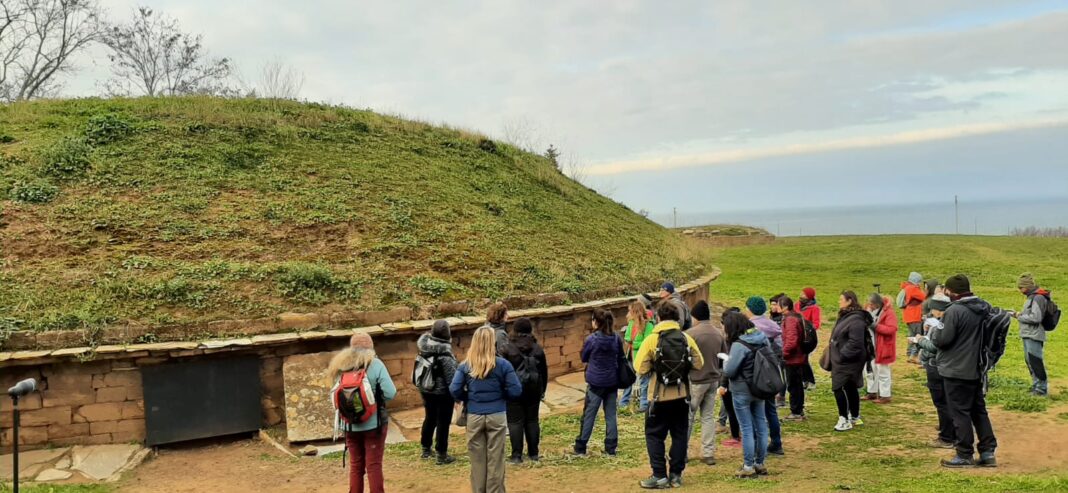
[834,416,853,432]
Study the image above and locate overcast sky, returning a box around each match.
[66,1,1068,218]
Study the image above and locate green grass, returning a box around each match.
[0,97,708,335]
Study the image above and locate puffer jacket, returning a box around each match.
[781,313,807,366]
[416,332,458,395]
[930,296,990,380]
[723,329,770,396]
[500,333,549,402]
[581,332,623,388]
[829,309,872,389]
[870,297,899,365]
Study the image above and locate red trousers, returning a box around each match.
[346,426,387,493]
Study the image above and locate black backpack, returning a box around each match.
[978,305,1012,394]
[652,329,693,395]
[515,352,542,396]
[792,314,819,354]
[1038,292,1061,332]
[738,340,786,400]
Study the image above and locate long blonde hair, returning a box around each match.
[327,347,376,380]
[465,326,498,379]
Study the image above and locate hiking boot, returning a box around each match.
[436,453,456,465]
[702,456,717,466]
[421,448,432,459]
[940,455,975,468]
[509,455,523,465]
[928,438,955,449]
[850,416,864,427]
[874,397,892,404]
[755,464,769,476]
[669,473,683,488]
[767,447,785,456]
[978,452,998,468]
[783,414,806,422]
[834,416,853,432]
[571,446,588,457]
[721,438,741,448]
[735,466,757,479]
[862,393,878,401]
[639,476,670,489]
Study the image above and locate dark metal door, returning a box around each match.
[142,357,262,446]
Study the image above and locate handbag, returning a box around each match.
[615,335,638,389]
[454,402,468,427]
[819,343,832,372]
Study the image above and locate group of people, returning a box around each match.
[326,272,1057,492]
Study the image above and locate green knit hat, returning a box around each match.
[746,296,767,316]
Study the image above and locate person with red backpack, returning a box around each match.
[329,332,397,493]
[1013,273,1055,397]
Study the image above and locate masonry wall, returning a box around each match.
[1,276,712,452]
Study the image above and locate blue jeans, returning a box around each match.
[576,385,618,454]
[620,383,633,407]
[733,392,768,467]
[765,400,782,451]
[637,374,651,411]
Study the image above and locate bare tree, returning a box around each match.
[256,59,304,99]
[0,0,101,102]
[500,116,542,151]
[101,6,232,96]
[563,152,588,185]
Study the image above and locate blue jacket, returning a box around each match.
[581,332,622,388]
[332,358,397,435]
[723,330,769,396]
[449,357,523,415]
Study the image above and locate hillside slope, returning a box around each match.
[0,97,705,332]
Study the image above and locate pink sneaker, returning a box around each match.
[722,438,741,449]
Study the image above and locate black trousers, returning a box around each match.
[420,392,454,454]
[784,364,806,416]
[943,377,997,456]
[802,361,816,385]
[506,399,541,457]
[721,390,740,439]
[645,398,689,478]
[834,383,860,419]
[925,366,956,443]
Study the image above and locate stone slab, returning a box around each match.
[282,351,336,442]
[316,443,346,456]
[390,407,464,436]
[70,444,141,481]
[200,338,252,349]
[385,418,407,444]
[0,447,69,480]
[554,371,588,392]
[542,381,585,410]
[36,468,73,482]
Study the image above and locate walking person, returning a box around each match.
[574,309,623,457]
[722,311,771,478]
[450,326,524,493]
[622,300,655,410]
[864,293,898,404]
[329,333,397,493]
[913,294,957,449]
[826,291,871,432]
[900,272,927,364]
[797,287,822,388]
[416,320,459,464]
[487,302,510,354]
[1013,273,1051,397]
[636,302,705,488]
[746,296,784,455]
[685,300,728,465]
[500,317,548,463]
[779,296,808,421]
[928,274,998,468]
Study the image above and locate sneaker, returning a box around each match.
[978,452,998,468]
[834,416,853,432]
[754,464,769,476]
[928,438,955,449]
[735,466,757,479]
[528,454,540,462]
[851,416,864,427]
[862,393,878,401]
[669,473,683,488]
[767,447,785,456]
[509,455,523,465]
[722,438,741,448]
[571,447,588,457]
[702,456,717,465]
[941,455,975,468]
[421,448,432,459]
[783,414,806,422]
[874,397,892,404]
[436,453,456,465]
[639,476,670,489]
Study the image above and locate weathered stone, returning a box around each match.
[10,350,52,360]
[298,330,329,341]
[300,444,317,456]
[14,406,72,427]
[48,422,90,439]
[51,346,93,358]
[542,381,585,410]
[76,402,125,422]
[122,401,145,419]
[554,372,587,392]
[251,333,302,345]
[89,419,144,436]
[1,425,47,446]
[95,386,129,403]
[200,338,253,349]
[70,444,142,481]
[277,312,325,331]
[0,447,69,480]
[282,351,336,442]
[36,468,73,481]
[385,418,407,444]
[103,370,141,388]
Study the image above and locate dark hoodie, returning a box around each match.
[500,333,549,402]
[417,332,458,395]
[930,296,990,380]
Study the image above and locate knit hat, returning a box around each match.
[431,320,451,340]
[692,300,711,321]
[350,331,374,350]
[746,296,767,316]
[661,282,676,294]
[928,294,952,312]
[1017,273,1037,292]
[909,272,923,285]
[802,287,816,300]
[945,274,971,294]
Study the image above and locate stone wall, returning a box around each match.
[1,272,716,451]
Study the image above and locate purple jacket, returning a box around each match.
[751,315,783,354]
[581,332,622,388]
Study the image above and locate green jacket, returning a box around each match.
[624,320,655,359]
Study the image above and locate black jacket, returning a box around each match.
[829,309,872,388]
[416,333,458,395]
[930,296,990,381]
[500,333,549,402]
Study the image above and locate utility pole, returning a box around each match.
[954,195,959,235]
[673,207,677,229]
[974,218,978,235]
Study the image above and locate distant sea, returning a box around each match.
[655,197,1068,237]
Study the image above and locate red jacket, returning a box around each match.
[795,301,822,329]
[781,313,807,365]
[873,297,898,364]
[900,282,926,324]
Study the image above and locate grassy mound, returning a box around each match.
[0,97,706,333]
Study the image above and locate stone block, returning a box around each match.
[383,359,402,377]
[126,385,143,400]
[12,406,72,427]
[49,433,113,447]
[282,351,336,442]
[95,387,129,403]
[103,370,141,388]
[48,422,90,439]
[122,401,145,419]
[89,419,144,436]
[1,425,47,446]
[42,373,95,407]
[76,402,124,422]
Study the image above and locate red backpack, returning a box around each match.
[332,368,377,424]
